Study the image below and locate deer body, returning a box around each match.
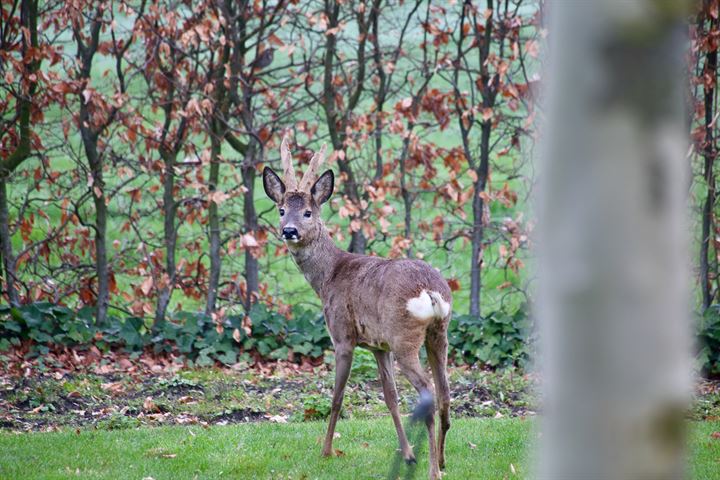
[263,136,451,480]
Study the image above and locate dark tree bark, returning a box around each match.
[204,0,233,315]
[72,1,144,323]
[320,0,373,254]
[242,152,258,309]
[156,149,178,325]
[205,132,223,315]
[74,12,109,324]
[0,0,40,306]
[82,133,110,324]
[0,180,18,305]
[700,11,718,311]
[453,0,497,317]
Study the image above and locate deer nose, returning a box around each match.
[282,227,299,240]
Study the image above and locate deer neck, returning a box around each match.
[287,223,343,295]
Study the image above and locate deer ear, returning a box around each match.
[311,169,334,205]
[263,167,285,204]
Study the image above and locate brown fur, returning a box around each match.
[263,140,451,480]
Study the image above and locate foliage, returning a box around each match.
[350,349,378,381]
[698,305,720,376]
[0,301,538,370]
[301,394,333,421]
[448,306,532,368]
[0,302,332,367]
[0,0,538,323]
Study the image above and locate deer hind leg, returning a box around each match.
[374,350,414,463]
[395,350,440,480]
[426,328,451,470]
[322,344,353,457]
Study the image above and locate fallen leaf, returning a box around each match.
[711,431,720,439]
[143,396,160,413]
[334,448,345,457]
[468,441,477,449]
[101,382,124,395]
[267,415,287,423]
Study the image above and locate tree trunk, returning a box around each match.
[242,153,258,311]
[205,134,222,316]
[92,181,109,324]
[323,1,367,254]
[469,181,484,318]
[0,0,40,306]
[0,180,19,306]
[156,150,178,324]
[469,120,491,318]
[81,130,109,325]
[399,136,413,257]
[700,14,717,310]
[538,2,691,478]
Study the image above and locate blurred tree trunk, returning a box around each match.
[700,10,718,311]
[538,1,692,478]
[0,0,40,306]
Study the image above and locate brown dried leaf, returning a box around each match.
[143,396,160,413]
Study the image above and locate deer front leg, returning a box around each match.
[322,344,353,457]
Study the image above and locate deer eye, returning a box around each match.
[304,210,312,218]
[279,208,285,216]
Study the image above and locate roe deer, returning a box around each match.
[262,135,451,480]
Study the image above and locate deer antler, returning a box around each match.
[299,143,327,192]
[280,134,298,191]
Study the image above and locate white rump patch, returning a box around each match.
[406,290,451,319]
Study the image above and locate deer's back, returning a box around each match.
[320,253,452,352]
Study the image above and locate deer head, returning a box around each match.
[262,134,334,247]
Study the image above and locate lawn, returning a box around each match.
[0,418,719,480]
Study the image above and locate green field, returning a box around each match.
[1,418,718,479]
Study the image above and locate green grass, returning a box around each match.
[1,418,719,479]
